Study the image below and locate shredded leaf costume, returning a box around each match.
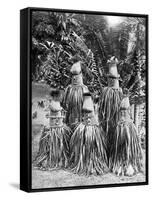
[34,100,71,170]
[70,94,108,175]
[98,57,123,161]
[62,61,89,129]
[109,96,143,176]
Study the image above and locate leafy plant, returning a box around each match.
[32,11,146,106]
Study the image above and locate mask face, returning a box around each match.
[119,109,130,121]
[49,118,56,126]
[83,112,97,125]
[72,74,83,85]
[55,118,63,125]
[108,77,119,88]
[108,77,114,86]
[49,118,63,126]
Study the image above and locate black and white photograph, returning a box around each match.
[28,8,148,190]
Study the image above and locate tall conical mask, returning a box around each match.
[82,93,94,113]
[120,96,130,110]
[71,61,83,85]
[107,56,120,88]
[71,61,81,75]
[48,100,64,126]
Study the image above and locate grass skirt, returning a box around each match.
[109,120,143,176]
[62,84,88,129]
[70,123,108,175]
[34,125,71,170]
[99,87,122,128]
[98,87,122,161]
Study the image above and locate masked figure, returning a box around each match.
[98,56,123,163]
[34,90,71,170]
[70,93,108,175]
[109,93,143,176]
[62,61,89,130]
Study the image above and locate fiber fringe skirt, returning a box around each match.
[34,125,71,170]
[62,85,88,129]
[109,120,143,176]
[70,123,108,175]
[99,87,122,127]
[98,87,122,162]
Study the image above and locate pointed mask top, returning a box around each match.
[70,61,82,75]
[107,56,120,79]
[120,96,130,110]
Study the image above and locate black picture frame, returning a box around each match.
[20,7,149,192]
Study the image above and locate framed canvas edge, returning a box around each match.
[20,8,31,192]
[20,7,149,192]
[22,7,149,17]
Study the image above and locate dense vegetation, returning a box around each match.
[32,11,146,133]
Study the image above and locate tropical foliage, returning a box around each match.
[32,11,146,129]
